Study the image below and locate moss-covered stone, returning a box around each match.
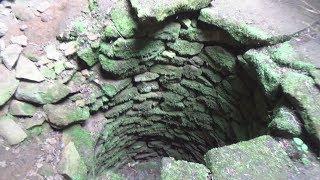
[137,81,159,93]
[134,72,160,82]
[9,100,37,117]
[112,38,165,59]
[161,157,210,180]
[205,46,236,73]
[205,135,296,179]
[281,72,320,143]
[62,125,95,168]
[268,106,302,137]
[99,54,142,78]
[167,39,204,56]
[44,103,90,129]
[110,87,139,106]
[268,42,316,71]
[105,101,134,118]
[99,43,114,58]
[104,23,120,40]
[15,82,70,105]
[110,0,138,38]
[130,0,211,22]
[101,78,132,98]
[242,49,283,97]
[58,142,88,180]
[152,22,181,41]
[77,47,97,67]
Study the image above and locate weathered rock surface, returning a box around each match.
[161,157,210,180]
[205,135,296,179]
[9,100,37,117]
[10,35,28,46]
[44,103,90,129]
[15,82,70,105]
[1,44,23,70]
[0,65,19,106]
[0,115,27,145]
[130,0,212,22]
[199,0,320,45]
[16,56,45,82]
[0,22,8,37]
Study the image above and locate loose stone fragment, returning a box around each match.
[0,115,27,145]
[44,103,90,129]
[0,65,19,106]
[15,82,70,105]
[16,56,45,82]
[9,100,37,117]
[205,135,296,179]
[60,41,79,56]
[130,0,212,22]
[167,39,204,56]
[58,142,88,180]
[1,44,23,70]
[134,72,160,82]
[11,3,35,21]
[10,35,28,46]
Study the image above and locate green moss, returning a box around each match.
[167,39,204,56]
[104,24,120,39]
[268,107,302,137]
[112,38,165,59]
[88,0,98,11]
[63,125,95,167]
[105,101,134,118]
[281,72,320,142]
[242,49,282,97]
[73,20,86,34]
[99,54,140,78]
[77,47,97,67]
[269,42,316,71]
[101,79,131,98]
[99,43,114,58]
[152,22,181,41]
[110,0,138,38]
[161,157,210,180]
[205,46,236,73]
[205,135,296,179]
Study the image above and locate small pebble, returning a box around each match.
[20,24,28,31]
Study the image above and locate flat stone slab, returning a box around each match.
[205,135,296,179]
[199,0,320,45]
[130,0,211,22]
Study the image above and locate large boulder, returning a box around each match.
[130,0,212,22]
[15,55,45,82]
[204,135,296,179]
[0,65,19,106]
[15,82,70,105]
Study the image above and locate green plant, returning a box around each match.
[292,137,310,165]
